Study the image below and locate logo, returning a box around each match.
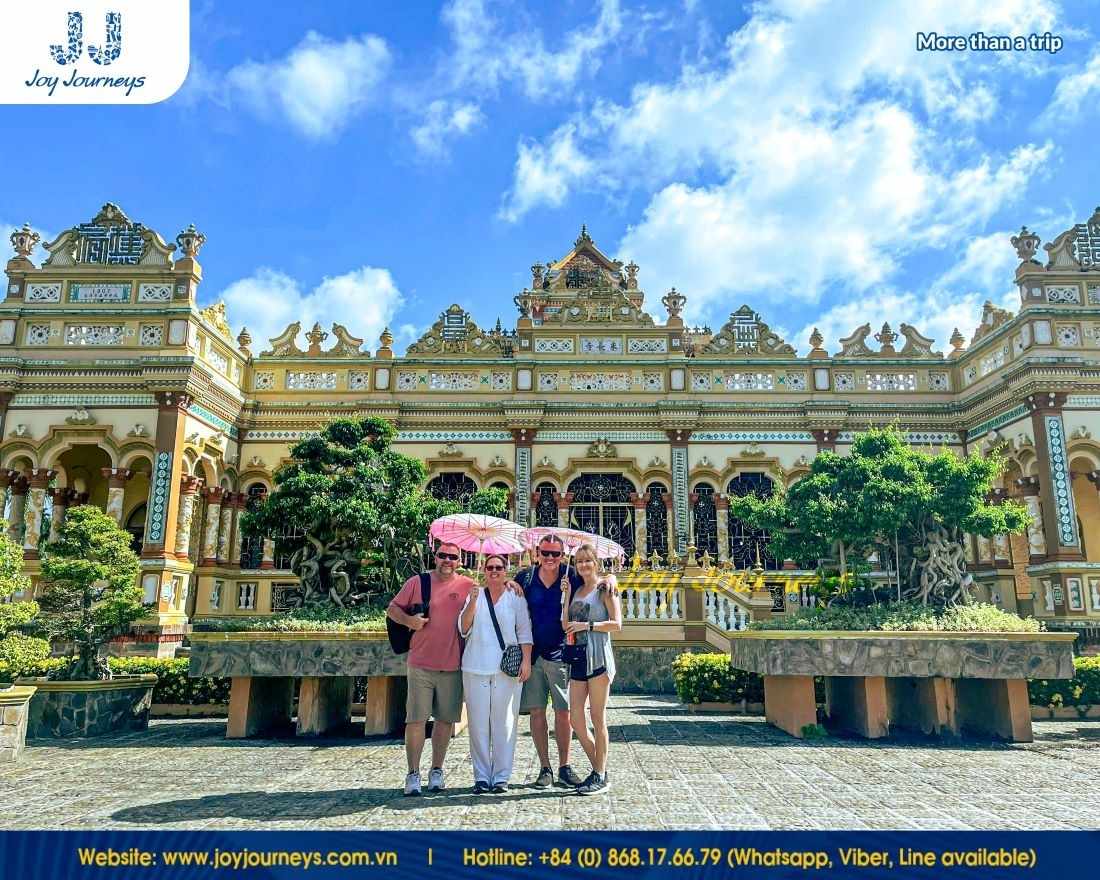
[0,1,189,104]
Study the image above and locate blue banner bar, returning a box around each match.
[0,831,1094,880]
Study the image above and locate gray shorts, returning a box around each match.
[406,666,463,723]
[520,656,570,713]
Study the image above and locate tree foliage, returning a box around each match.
[36,505,144,681]
[729,426,1029,606]
[242,417,508,605]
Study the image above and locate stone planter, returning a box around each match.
[729,630,1077,742]
[15,674,158,738]
[190,631,413,739]
[0,685,36,761]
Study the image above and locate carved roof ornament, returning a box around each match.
[406,304,503,356]
[305,322,329,355]
[702,305,795,356]
[438,441,463,458]
[898,324,942,358]
[263,322,304,356]
[625,261,639,290]
[10,223,39,260]
[199,302,233,340]
[176,223,206,258]
[237,327,252,356]
[837,324,873,357]
[1011,226,1040,263]
[42,202,156,268]
[65,406,96,426]
[377,327,394,359]
[971,300,1014,344]
[661,287,686,319]
[531,263,544,289]
[328,324,363,356]
[949,327,966,356]
[575,224,593,247]
[587,437,617,458]
[1045,206,1100,271]
[808,327,827,358]
[875,322,899,354]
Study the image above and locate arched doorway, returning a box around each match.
[566,473,636,558]
[645,482,668,556]
[533,482,558,527]
[727,472,780,570]
[691,483,718,557]
[239,483,267,569]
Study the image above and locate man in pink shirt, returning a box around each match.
[387,541,474,796]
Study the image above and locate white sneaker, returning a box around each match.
[404,771,421,797]
[427,767,445,792]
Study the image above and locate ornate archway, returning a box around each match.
[727,472,780,570]
[566,473,636,557]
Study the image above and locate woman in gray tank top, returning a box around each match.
[561,543,622,795]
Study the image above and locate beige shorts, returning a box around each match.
[520,656,570,713]
[406,666,464,723]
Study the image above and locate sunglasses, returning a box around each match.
[539,549,563,558]
[436,552,459,561]
[484,565,505,571]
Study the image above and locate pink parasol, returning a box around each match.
[428,513,526,556]
[521,526,625,562]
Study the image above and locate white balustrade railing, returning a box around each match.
[620,587,683,622]
[703,588,750,631]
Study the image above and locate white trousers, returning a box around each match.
[463,670,522,785]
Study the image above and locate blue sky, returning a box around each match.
[2,0,1099,355]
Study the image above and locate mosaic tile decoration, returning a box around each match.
[146,452,172,544]
[1046,415,1079,547]
[516,446,531,526]
[137,283,173,302]
[628,338,668,353]
[189,402,240,439]
[969,404,1029,439]
[1046,285,1082,304]
[25,283,62,303]
[69,283,131,303]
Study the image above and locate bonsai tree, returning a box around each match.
[242,416,507,607]
[0,531,49,678]
[36,505,144,681]
[729,426,1029,606]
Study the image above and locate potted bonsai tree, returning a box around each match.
[725,426,1076,742]
[17,505,157,737]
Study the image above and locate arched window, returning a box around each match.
[426,473,478,505]
[692,483,718,557]
[489,481,512,519]
[125,504,146,555]
[727,472,780,570]
[645,483,668,556]
[239,483,267,569]
[567,473,636,558]
[534,482,558,527]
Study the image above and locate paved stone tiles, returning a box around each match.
[2,695,1099,830]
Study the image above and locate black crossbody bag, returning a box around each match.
[484,592,524,678]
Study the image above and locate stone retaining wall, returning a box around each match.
[0,686,35,761]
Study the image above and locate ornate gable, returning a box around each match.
[700,305,794,356]
[405,304,507,356]
[42,202,175,268]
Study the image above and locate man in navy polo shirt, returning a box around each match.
[513,533,585,788]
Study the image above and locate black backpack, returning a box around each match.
[387,572,431,655]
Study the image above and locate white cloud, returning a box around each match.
[798,230,1022,357]
[225,32,391,139]
[217,266,404,355]
[500,0,1059,329]
[410,100,485,158]
[1041,48,1100,125]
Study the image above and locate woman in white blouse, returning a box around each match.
[458,553,533,793]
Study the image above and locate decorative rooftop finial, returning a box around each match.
[377,326,394,359]
[949,327,966,355]
[625,260,639,290]
[1011,226,1040,263]
[575,224,592,247]
[808,327,826,358]
[875,322,898,354]
[176,223,206,258]
[10,223,39,260]
[237,327,252,356]
[531,263,544,289]
[305,322,328,356]
[661,287,686,319]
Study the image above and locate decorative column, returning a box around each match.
[200,487,225,567]
[630,492,648,557]
[988,488,1012,569]
[229,492,246,567]
[143,392,192,561]
[47,488,75,544]
[101,468,133,524]
[715,494,730,563]
[22,469,55,559]
[512,428,535,527]
[216,493,234,564]
[1015,476,1046,560]
[173,476,203,559]
[811,428,842,454]
[554,491,572,529]
[261,538,276,570]
[663,493,675,555]
[0,392,12,444]
[976,534,993,565]
[1026,392,1083,561]
[667,429,691,553]
[6,472,27,545]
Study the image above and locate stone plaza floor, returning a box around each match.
[3,695,1099,830]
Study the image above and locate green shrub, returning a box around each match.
[194,601,388,633]
[751,601,1042,633]
[0,634,51,681]
[671,653,766,704]
[1029,656,1100,712]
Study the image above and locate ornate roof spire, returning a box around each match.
[176,223,206,258]
[305,322,328,355]
[808,327,826,358]
[575,224,593,247]
[10,223,39,260]
[377,326,394,359]
[237,327,252,356]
